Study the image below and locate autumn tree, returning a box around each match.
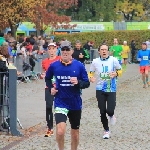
[0,0,77,38]
[31,0,77,35]
[115,0,150,21]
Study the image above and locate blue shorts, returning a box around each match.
[118,60,122,66]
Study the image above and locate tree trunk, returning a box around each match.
[37,29,40,36]
[40,30,44,35]
[11,26,17,39]
[8,19,17,39]
[36,29,45,36]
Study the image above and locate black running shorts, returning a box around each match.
[55,110,82,129]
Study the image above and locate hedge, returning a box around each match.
[55,30,150,49]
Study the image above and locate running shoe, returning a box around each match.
[110,115,116,125]
[44,129,54,137]
[143,84,146,88]
[103,130,110,139]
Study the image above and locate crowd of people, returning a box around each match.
[1,32,150,150]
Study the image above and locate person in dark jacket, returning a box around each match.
[131,40,136,63]
[72,40,89,64]
[83,41,91,51]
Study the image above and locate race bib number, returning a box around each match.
[143,56,148,60]
[54,107,69,116]
[100,72,110,80]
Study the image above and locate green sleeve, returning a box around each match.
[120,45,123,52]
[109,46,114,52]
[83,49,90,59]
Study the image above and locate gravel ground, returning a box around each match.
[1,64,150,150]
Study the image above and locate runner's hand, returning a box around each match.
[51,87,58,95]
[70,77,78,85]
[109,71,117,78]
[90,77,96,83]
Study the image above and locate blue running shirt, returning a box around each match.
[137,50,150,66]
[45,59,89,110]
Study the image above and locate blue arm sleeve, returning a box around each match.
[45,65,54,90]
[75,64,90,89]
[137,51,140,60]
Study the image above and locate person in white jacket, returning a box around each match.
[88,44,122,139]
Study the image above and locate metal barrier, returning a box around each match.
[34,54,42,75]
[0,69,22,136]
[12,51,100,79]
[11,54,44,82]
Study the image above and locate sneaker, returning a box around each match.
[44,129,54,137]
[143,84,146,88]
[110,115,116,125]
[103,130,110,139]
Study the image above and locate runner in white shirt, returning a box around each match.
[146,38,150,50]
[88,44,122,139]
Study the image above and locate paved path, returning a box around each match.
[16,64,139,129]
[2,63,150,150]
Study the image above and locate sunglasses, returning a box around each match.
[61,47,70,51]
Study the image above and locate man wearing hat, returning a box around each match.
[45,40,90,150]
[137,42,150,88]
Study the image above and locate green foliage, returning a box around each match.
[63,0,150,22]
[64,0,116,21]
[55,30,150,49]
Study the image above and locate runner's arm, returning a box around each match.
[45,65,54,89]
[75,64,90,89]
[137,51,141,61]
[88,61,96,78]
[114,58,122,77]
[83,49,90,60]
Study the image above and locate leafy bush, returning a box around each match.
[55,30,150,49]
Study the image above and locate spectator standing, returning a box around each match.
[131,40,136,63]
[72,40,89,65]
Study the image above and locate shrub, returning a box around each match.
[55,30,150,49]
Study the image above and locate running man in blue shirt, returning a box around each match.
[45,41,90,150]
[137,42,150,88]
